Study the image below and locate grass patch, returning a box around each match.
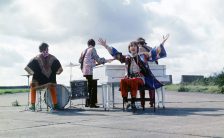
[165,84,221,93]
[0,89,29,95]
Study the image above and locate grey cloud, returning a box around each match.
[48,0,154,43]
[148,12,199,45]
[0,1,50,42]
[0,0,13,9]
[209,0,224,22]
[0,47,24,67]
[0,0,156,44]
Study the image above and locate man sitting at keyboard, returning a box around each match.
[98,36,169,112]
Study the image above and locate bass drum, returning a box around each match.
[44,84,70,109]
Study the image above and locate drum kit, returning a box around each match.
[44,80,88,110]
[45,84,70,109]
[22,62,88,111]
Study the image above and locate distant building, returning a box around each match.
[163,75,172,84]
[181,75,204,83]
[168,75,173,84]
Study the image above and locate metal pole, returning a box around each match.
[27,75,30,106]
[70,66,72,82]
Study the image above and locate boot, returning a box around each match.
[29,103,35,111]
[131,98,136,113]
[90,104,100,108]
[149,90,155,107]
[53,104,59,110]
[140,90,145,110]
[85,99,90,107]
[150,98,155,107]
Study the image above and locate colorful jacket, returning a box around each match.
[105,44,167,90]
[25,54,62,85]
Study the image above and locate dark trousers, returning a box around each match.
[84,75,98,106]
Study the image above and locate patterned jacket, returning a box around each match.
[79,46,106,75]
[105,45,167,90]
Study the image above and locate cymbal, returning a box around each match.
[65,62,80,67]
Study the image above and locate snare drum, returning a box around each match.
[44,84,70,109]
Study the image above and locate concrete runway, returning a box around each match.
[0,90,224,138]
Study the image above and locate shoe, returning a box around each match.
[90,105,100,108]
[149,98,155,107]
[29,106,35,112]
[29,104,35,111]
[85,99,90,107]
[29,107,35,111]
[53,104,60,110]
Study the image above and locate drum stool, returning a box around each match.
[34,83,54,111]
[36,87,49,111]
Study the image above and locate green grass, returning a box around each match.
[165,84,221,93]
[0,89,29,95]
[0,85,222,94]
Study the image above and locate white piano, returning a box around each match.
[93,63,171,110]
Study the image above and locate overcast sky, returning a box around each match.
[0,0,224,86]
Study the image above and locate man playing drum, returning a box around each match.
[25,43,63,111]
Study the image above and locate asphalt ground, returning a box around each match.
[0,89,224,138]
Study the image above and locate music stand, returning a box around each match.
[21,74,31,109]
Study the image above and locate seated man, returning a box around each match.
[98,37,168,112]
[25,43,63,111]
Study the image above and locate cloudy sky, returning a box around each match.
[0,0,224,86]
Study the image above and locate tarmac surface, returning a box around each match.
[0,89,224,138]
